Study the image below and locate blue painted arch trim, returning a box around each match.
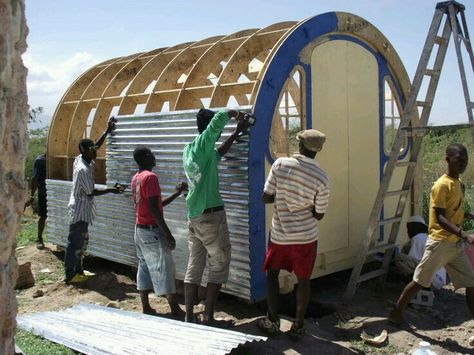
[247,12,407,301]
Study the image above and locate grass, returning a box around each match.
[350,339,402,354]
[15,217,72,353]
[15,328,76,354]
[16,217,41,247]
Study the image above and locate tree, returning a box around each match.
[28,106,43,123]
[25,126,48,182]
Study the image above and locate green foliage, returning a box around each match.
[350,340,401,354]
[16,217,39,247]
[15,328,75,355]
[422,128,474,190]
[25,126,48,183]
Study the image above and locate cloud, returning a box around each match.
[24,52,99,116]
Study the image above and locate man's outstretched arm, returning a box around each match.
[95,117,117,149]
[217,111,251,156]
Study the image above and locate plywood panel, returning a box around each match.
[345,42,379,247]
[311,41,350,254]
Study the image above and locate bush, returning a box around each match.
[25,126,48,185]
[422,128,474,230]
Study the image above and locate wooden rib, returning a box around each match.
[210,22,295,108]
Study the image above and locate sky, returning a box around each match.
[24,0,473,127]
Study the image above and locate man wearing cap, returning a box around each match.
[258,129,330,339]
[183,108,252,326]
[394,215,446,289]
[65,117,124,284]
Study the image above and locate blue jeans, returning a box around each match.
[65,221,89,281]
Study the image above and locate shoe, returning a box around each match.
[36,241,45,250]
[66,273,91,284]
[257,316,280,336]
[287,321,305,341]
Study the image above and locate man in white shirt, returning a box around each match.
[395,215,447,289]
[65,117,124,284]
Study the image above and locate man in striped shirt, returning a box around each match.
[65,117,124,284]
[258,129,329,339]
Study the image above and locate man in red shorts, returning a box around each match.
[258,129,329,339]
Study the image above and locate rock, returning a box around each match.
[468,335,474,346]
[15,262,35,289]
[444,338,457,347]
[106,301,119,309]
[32,290,44,298]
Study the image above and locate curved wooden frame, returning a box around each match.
[48,13,411,184]
[47,22,298,181]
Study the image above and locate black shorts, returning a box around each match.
[38,192,47,219]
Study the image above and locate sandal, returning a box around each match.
[388,310,417,331]
[196,314,235,328]
[287,321,305,341]
[257,316,280,336]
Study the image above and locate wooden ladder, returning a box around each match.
[343,0,474,303]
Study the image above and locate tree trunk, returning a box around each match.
[0,0,28,353]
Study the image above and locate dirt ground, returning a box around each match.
[15,243,474,355]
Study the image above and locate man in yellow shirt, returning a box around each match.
[389,144,474,327]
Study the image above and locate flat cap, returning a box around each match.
[296,129,326,152]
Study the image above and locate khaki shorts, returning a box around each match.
[414,238,474,289]
[184,210,231,285]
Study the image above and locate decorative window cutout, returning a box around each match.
[207,73,218,85]
[238,74,250,83]
[144,80,157,94]
[134,104,147,115]
[248,58,263,73]
[200,97,211,108]
[177,73,188,84]
[120,82,132,97]
[161,101,170,112]
[270,68,305,158]
[383,78,407,155]
[86,108,96,125]
[226,95,239,108]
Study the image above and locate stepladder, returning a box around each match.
[343,0,474,303]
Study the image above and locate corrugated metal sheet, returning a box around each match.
[17,303,267,355]
[46,179,138,266]
[46,108,253,300]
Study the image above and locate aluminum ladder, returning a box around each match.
[343,0,474,302]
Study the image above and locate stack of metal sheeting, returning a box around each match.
[47,109,252,300]
[17,303,267,355]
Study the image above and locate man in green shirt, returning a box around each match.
[183,108,250,326]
